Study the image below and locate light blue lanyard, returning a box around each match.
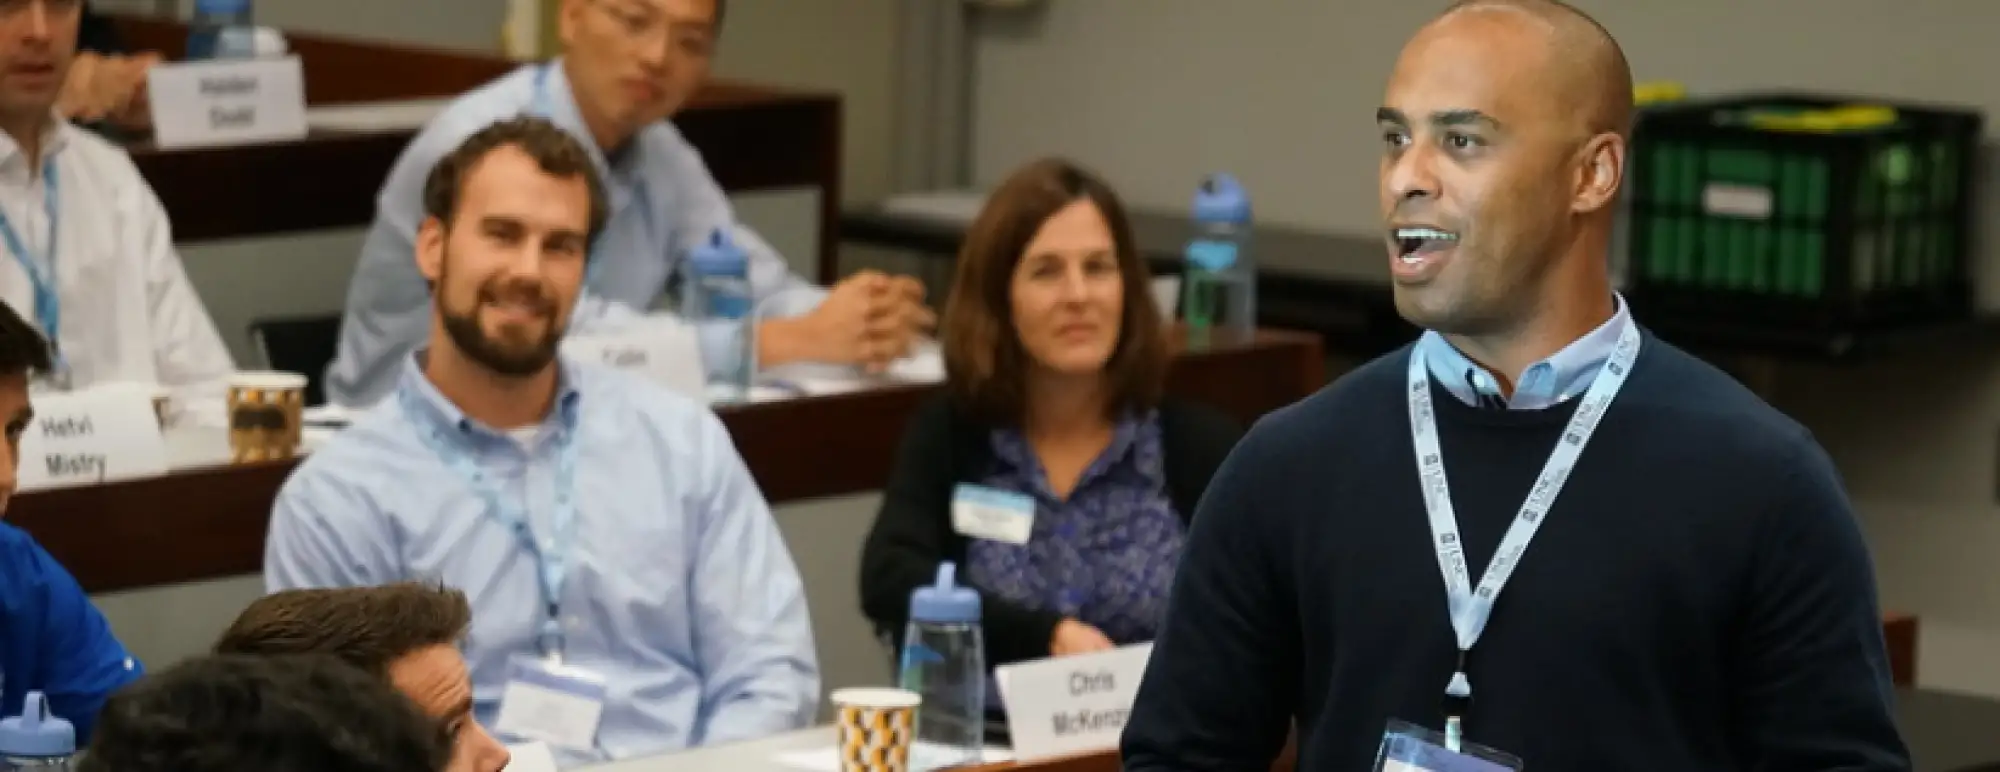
[399,387,583,660]
[0,158,60,364]
[1406,321,1641,751]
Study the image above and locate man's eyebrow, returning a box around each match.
[1376,107,1408,125]
[1431,109,1502,130]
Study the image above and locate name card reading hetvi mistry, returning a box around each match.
[15,389,169,492]
[147,56,308,150]
[994,642,1153,763]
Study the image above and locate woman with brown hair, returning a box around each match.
[859,158,1243,679]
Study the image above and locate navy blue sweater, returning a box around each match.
[1122,333,1908,771]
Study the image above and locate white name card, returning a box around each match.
[15,389,169,492]
[994,642,1154,763]
[146,56,308,150]
[561,320,707,402]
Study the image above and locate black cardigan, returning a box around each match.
[858,392,1244,668]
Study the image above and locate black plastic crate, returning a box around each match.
[1626,93,1983,332]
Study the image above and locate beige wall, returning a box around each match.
[971,0,2000,695]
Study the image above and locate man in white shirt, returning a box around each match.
[323,0,933,408]
[0,0,233,408]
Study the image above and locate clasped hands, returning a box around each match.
[59,51,161,130]
[762,270,936,373]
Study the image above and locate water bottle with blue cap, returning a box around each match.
[683,228,753,401]
[186,0,256,60]
[0,692,75,770]
[1183,174,1256,348]
[898,562,984,770]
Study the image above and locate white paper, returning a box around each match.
[773,743,1015,772]
[305,97,454,133]
[561,318,708,402]
[492,660,608,753]
[147,56,309,149]
[877,189,991,225]
[16,387,169,491]
[994,643,1155,763]
[502,741,560,772]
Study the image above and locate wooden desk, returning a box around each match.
[108,17,844,281]
[11,330,1324,594]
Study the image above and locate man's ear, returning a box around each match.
[1571,132,1626,215]
[415,217,447,285]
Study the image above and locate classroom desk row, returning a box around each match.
[8,329,1325,595]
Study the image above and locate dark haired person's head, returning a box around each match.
[941,157,1168,425]
[0,300,51,516]
[557,0,723,149]
[80,654,451,772]
[418,116,606,378]
[214,583,507,772]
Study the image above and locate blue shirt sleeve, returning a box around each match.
[12,535,142,743]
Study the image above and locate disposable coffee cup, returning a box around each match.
[226,371,307,463]
[830,687,921,772]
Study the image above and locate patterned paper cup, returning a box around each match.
[830,687,921,772]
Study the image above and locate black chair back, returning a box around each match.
[248,314,342,407]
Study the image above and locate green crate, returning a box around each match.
[1626,93,1981,332]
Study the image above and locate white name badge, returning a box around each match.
[561,321,707,402]
[493,655,608,753]
[951,484,1035,546]
[146,56,308,150]
[15,388,169,492]
[502,741,560,772]
[993,642,1153,763]
[1374,720,1523,772]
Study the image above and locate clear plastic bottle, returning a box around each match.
[186,0,255,60]
[683,228,753,402]
[898,562,984,771]
[0,692,75,771]
[1183,173,1255,348]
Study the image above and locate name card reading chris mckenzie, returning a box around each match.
[994,642,1153,763]
[15,390,168,492]
[147,56,308,150]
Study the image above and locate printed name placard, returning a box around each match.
[995,642,1154,763]
[146,56,308,150]
[561,319,707,401]
[15,388,169,492]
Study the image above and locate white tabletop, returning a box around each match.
[581,727,836,772]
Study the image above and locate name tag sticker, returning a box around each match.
[1374,720,1523,772]
[493,655,608,753]
[15,387,168,492]
[994,642,1152,763]
[951,484,1035,545]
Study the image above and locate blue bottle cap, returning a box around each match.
[687,227,747,276]
[194,0,252,14]
[909,561,981,624]
[0,692,74,758]
[1191,173,1252,224]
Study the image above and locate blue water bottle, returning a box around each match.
[1183,174,1256,348]
[0,692,75,770]
[899,562,985,771]
[684,228,753,401]
[186,0,255,60]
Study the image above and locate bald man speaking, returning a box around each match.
[1120,2,1908,770]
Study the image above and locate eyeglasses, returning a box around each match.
[590,0,714,57]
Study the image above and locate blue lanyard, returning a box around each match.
[0,158,59,362]
[1406,321,1641,751]
[399,388,583,660]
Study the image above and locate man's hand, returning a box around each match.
[1051,619,1116,657]
[761,271,935,371]
[58,52,160,129]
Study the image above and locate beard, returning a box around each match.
[437,260,566,377]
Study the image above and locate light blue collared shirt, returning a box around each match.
[266,355,820,767]
[1417,294,1635,410]
[323,61,823,408]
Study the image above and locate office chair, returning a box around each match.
[248,314,342,407]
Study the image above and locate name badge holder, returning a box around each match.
[1374,719,1522,772]
[1384,323,1642,764]
[951,483,1036,546]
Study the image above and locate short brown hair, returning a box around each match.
[422,116,609,246]
[940,157,1168,424]
[215,583,473,678]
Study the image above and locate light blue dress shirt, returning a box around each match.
[323,61,824,408]
[266,354,820,766]
[1417,293,1634,410]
